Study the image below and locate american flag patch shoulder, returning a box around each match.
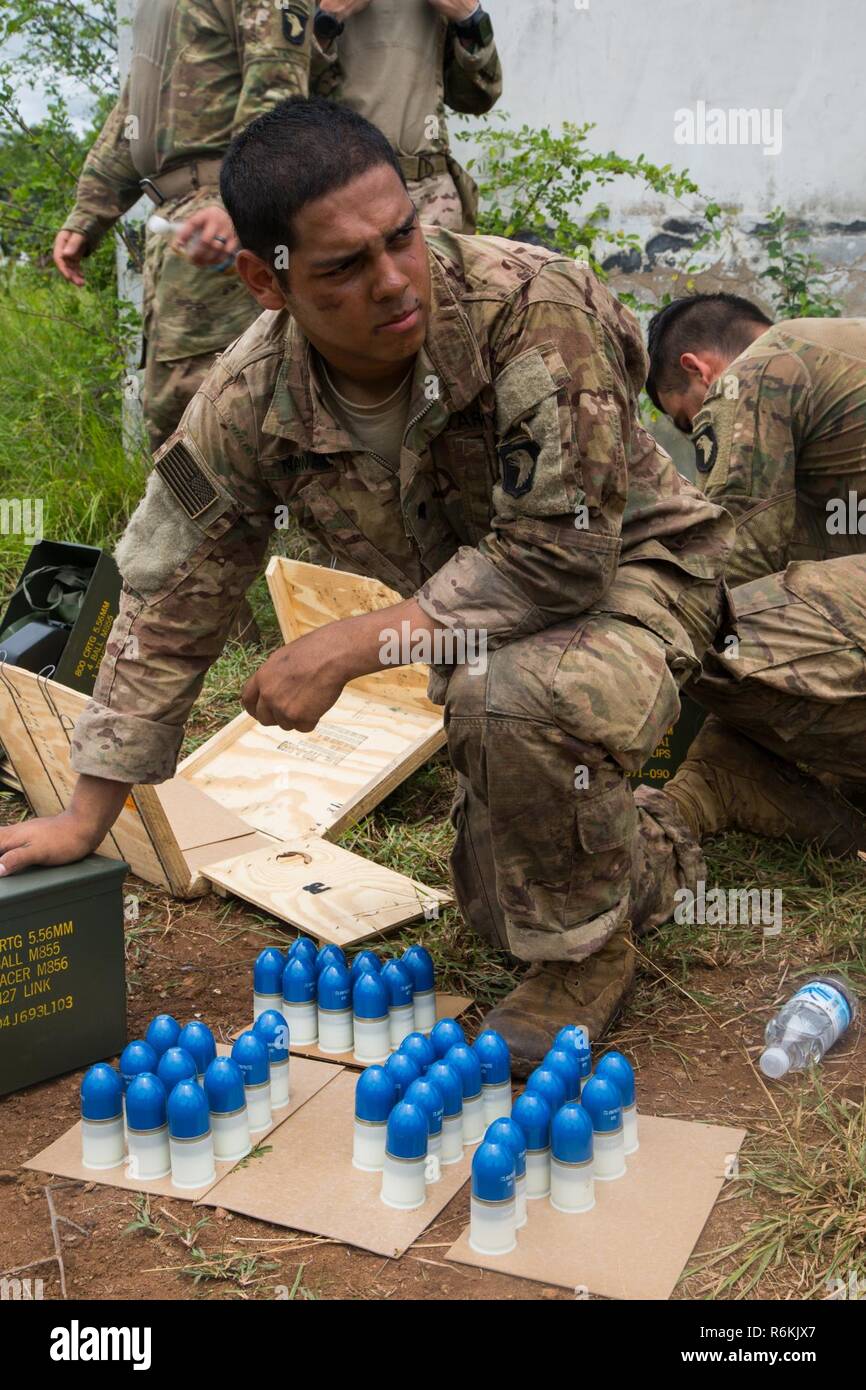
[156,440,220,520]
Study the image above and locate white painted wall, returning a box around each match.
[469,0,865,221]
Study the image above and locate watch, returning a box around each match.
[314,7,345,44]
[454,5,494,49]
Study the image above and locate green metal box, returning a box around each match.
[627,692,706,789]
[0,856,128,1096]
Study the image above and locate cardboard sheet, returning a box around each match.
[446,1114,746,1300]
[202,1070,473,1257]
[24,1055,343,1203]
[282,992,473,1069]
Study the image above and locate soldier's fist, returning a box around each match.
[242,627,350,732]
[52,229,88,286]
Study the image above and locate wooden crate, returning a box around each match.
[0,561,449,943]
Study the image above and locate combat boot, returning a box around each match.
[662,716,866,857]
[480,925,635,1079]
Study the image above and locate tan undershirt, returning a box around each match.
[318,358,413,472]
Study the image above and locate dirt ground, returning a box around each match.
[3,848,861,1304]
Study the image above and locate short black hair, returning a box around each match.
[220,96,406,268]
[646,293,772,410]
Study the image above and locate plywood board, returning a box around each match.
[447,1114,746,1300]
[201,1069,473,1257]
[178,688,443,843]
[0,662,174,891]
[25,1054,343,1203]
[200,833,451,946]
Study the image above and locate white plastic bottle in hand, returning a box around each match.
[147,214,235,272]
[759,977,858,1079]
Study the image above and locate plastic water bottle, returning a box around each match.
[759,977,858,1079]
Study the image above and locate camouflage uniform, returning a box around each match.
[638,318,866,915]
[63,0,312,449]
[310,0,501,232]
[70,229,732,998]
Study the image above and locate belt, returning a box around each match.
[397,152,449,182]
[140,158,224,206]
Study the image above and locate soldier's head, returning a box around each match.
[646,293,772,431]
[222,97,431,384]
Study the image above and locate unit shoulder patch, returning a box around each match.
[280,3,308,43]
[498,436,541,498]
[692,422,719,475]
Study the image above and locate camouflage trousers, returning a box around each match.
[444,610,683,964]
[636,554,866,924]
[690,556,866,778]
[142,348,221,453]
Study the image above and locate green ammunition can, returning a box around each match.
[627,692,706,790]
[0,856,128,1096]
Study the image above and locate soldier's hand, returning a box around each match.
[319,0,374,20]
[427,0,482,20]
[241,627,351,732]
[52,229,88,287]
[0,812,103,878]
[0,776,131,877]
[174,206,240,267]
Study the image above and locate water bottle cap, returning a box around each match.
[759,1045,791,1079]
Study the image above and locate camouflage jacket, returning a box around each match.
[70,229,733,785]
[690,317,866,589]
[63,0,312,252]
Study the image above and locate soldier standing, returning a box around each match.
[52,0,312,452]
[310,0,500,231]
[630,296,866,935]
[3,101,733,1072]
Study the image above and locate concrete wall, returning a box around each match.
[462,0,866,312]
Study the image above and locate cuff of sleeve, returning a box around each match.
[451,33,496,71]
[61,211,108,252]
[70,701,184,785]
[415,545,540,639]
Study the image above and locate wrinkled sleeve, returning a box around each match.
[62,80,142,251]
[692,351,811,588]
[234,0,312,131]
[70,377,276,784]
[417,291,631,644]
[443,29,502,114]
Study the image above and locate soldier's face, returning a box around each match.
[283,165,431,377]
